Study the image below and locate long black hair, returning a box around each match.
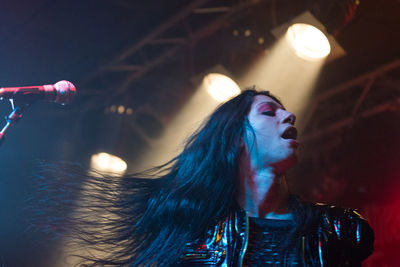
[27,88,317,266]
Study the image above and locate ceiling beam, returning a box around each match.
[301,59,400,143]
[114,0,261,97]
[80,0,263,98]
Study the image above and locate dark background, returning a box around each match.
[0,0,399,266]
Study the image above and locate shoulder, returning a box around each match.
[311,202,374,261]
[311,202,372,232]
[311,202,365,220]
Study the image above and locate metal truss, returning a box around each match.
[301,59,400,143]
[81,0,263,96]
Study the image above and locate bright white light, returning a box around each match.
[90,152,127,175]
[286,23,331,61]
[203,73,241,102]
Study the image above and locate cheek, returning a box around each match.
[247,115,279,145]
[251,129,276,152]
[250,117,267,130]
[251,121,277,139]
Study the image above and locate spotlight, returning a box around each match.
[244,29,251,37]
[286,23,331,61]
[90,152,127,176]
[126,108,133,115]
[271,11,345,62]
[117,105,125,114]
[202,73,241,102]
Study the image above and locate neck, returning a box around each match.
[236,153,292,220]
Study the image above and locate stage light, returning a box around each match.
[271,11,345,63]
[117,105,125,114]
[203,73,240,102]
[126,107,133,115]
[90,152,127,175]
[286,23,331,61]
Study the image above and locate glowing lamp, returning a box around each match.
[117,105,125,114]
[203,73,240,102]
[286,23,331,61]
[90,152,127,175]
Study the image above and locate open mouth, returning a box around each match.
[281,127,298,140]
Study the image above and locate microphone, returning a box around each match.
[0,80,76,105]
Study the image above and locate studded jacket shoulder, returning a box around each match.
[177,202,374,267]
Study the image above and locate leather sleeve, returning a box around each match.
[326,206,374,263]
[343,208,374,261]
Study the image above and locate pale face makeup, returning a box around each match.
[244,94,298,170]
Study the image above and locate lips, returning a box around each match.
[281,126,298,140]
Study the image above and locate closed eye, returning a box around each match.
[262,111,275,116]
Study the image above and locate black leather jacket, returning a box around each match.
[178,203,374,266]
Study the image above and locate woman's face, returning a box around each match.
[244,94,298,168]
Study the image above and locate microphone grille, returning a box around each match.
[54,80,76,105]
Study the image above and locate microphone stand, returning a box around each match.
[0,99,31,147]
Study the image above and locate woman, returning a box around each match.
[30,88,373,266]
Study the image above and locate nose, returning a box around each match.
[282,111,296,125]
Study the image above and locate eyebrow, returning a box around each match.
[256,101,285,111]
